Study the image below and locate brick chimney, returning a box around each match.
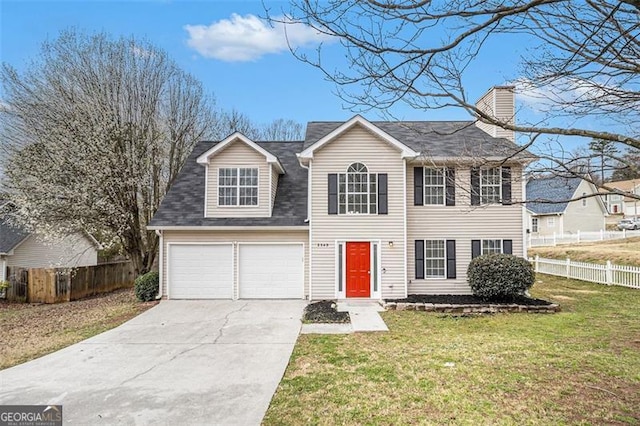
[474,86,515,142]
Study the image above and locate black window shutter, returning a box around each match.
[446,240,456,279]
[470,167,480,206]
[445,167,456,206]
[471,240,481,259]
[415,240,425,279]
[328,174,338,215]
[503,239,513,255]
[414,167,424,206]
[378,173,388,215]
[501,167,512,205]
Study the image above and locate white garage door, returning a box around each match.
[239,244,304,299]
[168,244,233,299]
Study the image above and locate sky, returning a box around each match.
[0,0,623,163]
[0,0,530,126]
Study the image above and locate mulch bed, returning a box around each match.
[303,300,350,324]
[387,294,553,306]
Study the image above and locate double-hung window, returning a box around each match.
[424,168,445,205]
[338,163,377,214]
[218,167,258,206]
[424,240,446,278]
[482,239,502,255]
[531,217,539,233]
[480,168,501,204]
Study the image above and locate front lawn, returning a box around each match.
[529,236,640,267]
[0,288,156,370]
[265,275,640,425]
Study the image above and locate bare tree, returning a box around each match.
[611,149,640,181]
[260,118,304,140]
[277,0,640,200]
[1,30,217,274]
[215,111,304,141]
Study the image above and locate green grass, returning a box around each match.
[264,275,640,425]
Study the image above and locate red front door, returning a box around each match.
[346,242,371,298]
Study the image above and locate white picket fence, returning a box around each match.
[531,255,640,289]
[529,229,640,247]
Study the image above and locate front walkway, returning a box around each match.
[301,301,389,334]
[0,300,306,425]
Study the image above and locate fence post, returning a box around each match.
[566,258,571,279]
[553,232,557,247]
[535,255,539,273]
[606,260,612,285]
[577,230,580,243]
[600,229,604,240]
[623,229,626,239]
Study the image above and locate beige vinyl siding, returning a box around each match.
[563,180,606,233]
[407,163,524,294]
[6,233,98,268]
[161,230,309,298]
[271,166,279,213]
[532,213,563,236]
[206,141,271,218]
[310,124,406,299]
[474,87,515,142]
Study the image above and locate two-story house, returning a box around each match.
[148,86,535,300]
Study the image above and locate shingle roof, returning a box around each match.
[151,119,536,228]
[0,214,29,254]
[304,121,536,159]
[526,176,582,214]
[148,141,308,227]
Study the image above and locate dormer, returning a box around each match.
[197,132,285,218]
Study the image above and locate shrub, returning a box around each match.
[467,254,535,301]
[134,271,159,302]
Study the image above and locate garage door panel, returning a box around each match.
[239,244,303,299]
[169,244,233,299]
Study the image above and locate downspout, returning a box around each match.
[298,155,312,300]
[1,256,6,282]
[155,229,163,300]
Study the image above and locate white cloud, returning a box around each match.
[514,77,622,114]
[184,14,333,62]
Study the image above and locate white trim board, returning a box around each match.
[196,132,285,173]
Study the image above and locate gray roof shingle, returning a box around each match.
[526,176,582,214]
[151,119,536,228]
[148,141,308,227]
[0,214,29,254]
[304,120,536,159]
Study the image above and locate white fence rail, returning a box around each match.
[531,255,640,289]
[529,229,640,247]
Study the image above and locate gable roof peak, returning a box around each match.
[299,115,419,160]
[196,132,285,173]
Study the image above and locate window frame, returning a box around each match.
[481,239,503,255]
[217,167,259,207]
[531,217,539,233]
[547,217,555,227]
[480,167,502,204]
[423,167,446,206]
[338,162,378,215]
[582,192,587,207]
[423,239,446,279]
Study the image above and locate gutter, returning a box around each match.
[155,229,163,300]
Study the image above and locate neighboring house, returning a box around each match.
[601,179,640,217]
[526,176,608,236]
[0,213,99,282]
[149,86,536,300]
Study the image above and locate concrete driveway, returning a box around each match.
[0,300,306,425]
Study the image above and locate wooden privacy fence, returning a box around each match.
[531,255,640,289]
[4,262,135,303]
